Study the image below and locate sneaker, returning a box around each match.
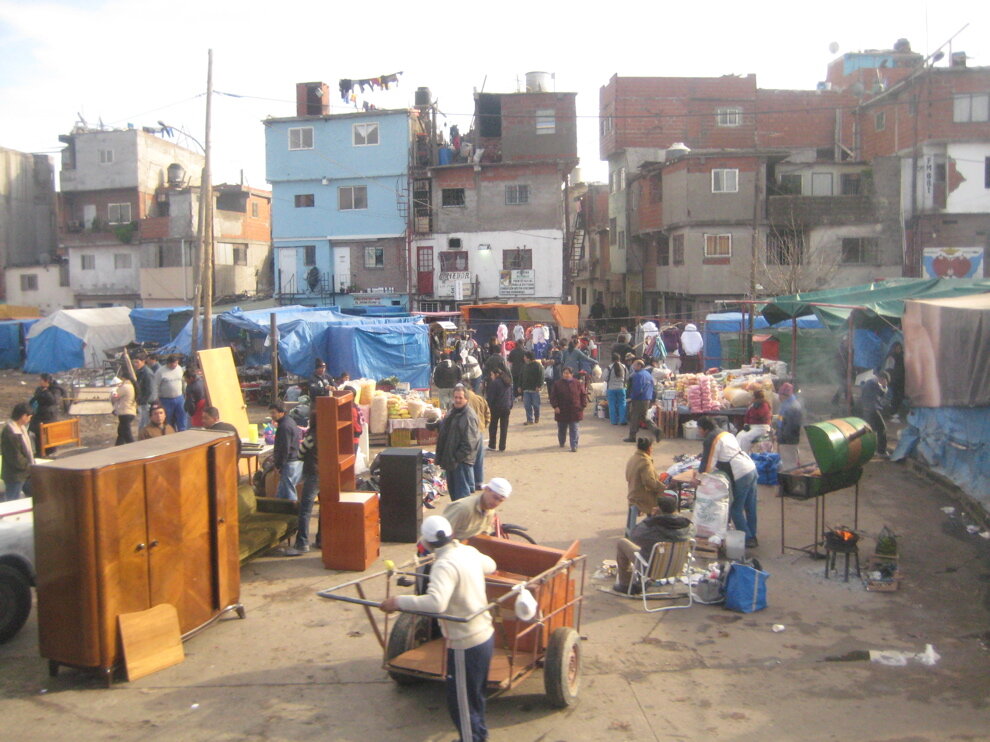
[745,537,759,549]
[283,546,309,556]
[622,437,636,443]
[487,446,497,452]
[570,447,577,452]
[523,421,532,426]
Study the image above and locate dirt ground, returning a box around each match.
[2,370,989,741]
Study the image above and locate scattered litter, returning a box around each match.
[966,525,980,534]
[940,507,955,515]
[771,624,786,633]
[190,703,200,710]
[39,688,48,694]
[869,644,940,667]
[593,560,617,580]
[980,531,990,540]
[347,630,363,638]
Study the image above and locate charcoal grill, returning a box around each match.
[823,526,861,581]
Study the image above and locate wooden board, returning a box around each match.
[389,641,521,687]
[117,603,184,682]
[197,348,251,439]
[68,400,114,416]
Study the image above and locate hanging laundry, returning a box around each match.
[339,79,353,102]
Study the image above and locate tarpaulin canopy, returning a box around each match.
[130,306,192,345]
[703,312,826,377]
[25,307,135,373]
[761,278,990,330]
[0,319,37,369]
[0,304,40,320]
[316,323,431,388]
[460,303,578,345]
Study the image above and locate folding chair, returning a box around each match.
[628,538,695,612]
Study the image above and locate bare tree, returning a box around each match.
[757,204,841,296]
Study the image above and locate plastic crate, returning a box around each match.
[389,429,415,447]
[416,428,438,446]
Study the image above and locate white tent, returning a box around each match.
[24,307,135,373]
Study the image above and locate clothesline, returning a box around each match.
[338,71,404,103]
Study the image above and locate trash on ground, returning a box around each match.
[869,644,940,667]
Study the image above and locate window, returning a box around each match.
[811,172,834,196]
[20,274,38,291]
[107,203,131,223]
[502,248,532,270]
[766,231,804,265]
[251,201,260,218]
[600,115,613,136]
[609,167,626,193]
[874,111,886,131]
[364,246,384,269]
[778,174,802,195]
[59,263,69,287]
[81,254,96,270]
[711,169,738,193]
[657,241,669,266]
[288,127,314,150]
[439,251,468,272]
[304,245,316,266]
[704,234,732,258]
[114,253,132,269]
[618,231,626,251]
[716,107,742,127]
[672,234,684,265]
[953,94,989,123]
[840,173,862,195]
[338,186,368,210]
[841,237,878,265]
[99,149,113,164]
[233,246,247,266]
[985,157,990,189]
[649,173,662,203]
[442,188,465,207]
[609,217,617,245]
[535,109,555,135]
[353,122,379,146]
[294,193,315,208]
[505,184,529,205]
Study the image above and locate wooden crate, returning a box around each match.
[415,428,438,446]
[389,429,415,447]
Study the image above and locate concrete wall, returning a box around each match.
[0,148,57,271]
[68,243,141,299]
[661,156,759,227]
[271,175,406,239]
[274,236,407,300]
[499,93,577,161]
[655,226,754,296]
[4,264,73,313]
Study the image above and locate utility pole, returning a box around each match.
[202,49,215,348]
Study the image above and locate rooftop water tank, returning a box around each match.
[166,163,185,187]
[415,87,432,106]
[525,71,552,93]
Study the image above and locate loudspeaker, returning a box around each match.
[379,448,423,542]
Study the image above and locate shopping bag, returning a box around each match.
[723,561,769,613]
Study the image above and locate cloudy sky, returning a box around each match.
[1,0,986,187]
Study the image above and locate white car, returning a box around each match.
[0,497,34,643]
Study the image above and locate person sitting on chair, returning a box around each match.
[613,495,693,594]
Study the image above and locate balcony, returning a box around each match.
[767,195,875,228]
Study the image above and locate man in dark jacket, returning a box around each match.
[484,369,513,452]
[613,495,693,593]
[269,402,302,501]
[202,406,241,458]
[29,373,64,456]
[435,388,481,500]
[507,341,527,396]
[519,352,544,425]
[2,403,34,501]
[132,353,155,430]
[433,356,462,409]
[860,371,890,457]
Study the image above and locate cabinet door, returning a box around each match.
[209,438,241,610]
[145,448,213,634]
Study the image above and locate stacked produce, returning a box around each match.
[675,373,724,413]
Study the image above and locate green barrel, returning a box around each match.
[803,417,876,474]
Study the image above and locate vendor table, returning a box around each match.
[676,408,747,437]
[239,444,273,480]
[778,466,862,557]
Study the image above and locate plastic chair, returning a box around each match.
[627,538,696,612]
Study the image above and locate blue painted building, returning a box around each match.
[264,89,414,310]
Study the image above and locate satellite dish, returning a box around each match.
[828,41,840,55]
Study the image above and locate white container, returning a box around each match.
[683,420,702,440]
[725,529,746,561]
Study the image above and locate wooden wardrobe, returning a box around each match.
[32,430,242,681]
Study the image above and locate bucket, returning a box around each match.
[725,529,746,561]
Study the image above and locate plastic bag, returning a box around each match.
[693,496,730,538]
[724,561,769,613]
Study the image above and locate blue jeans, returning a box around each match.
[557,421,579,450]
[471,438,485,492]
[447,462,474,501]
[607,388,627,425]
[446,635,494,742]
[160,396,187,431]
[294,470,319,549]
[275,460,303,502]
[3,480,25,502]
[730,469,759,540]
[523,390,541,423]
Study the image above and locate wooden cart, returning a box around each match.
[318,535,586,708]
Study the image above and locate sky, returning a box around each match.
[1,0,987,188]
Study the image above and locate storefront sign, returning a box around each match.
[922,247,984,279]
[437,271,471,297]
[499,269,536,297]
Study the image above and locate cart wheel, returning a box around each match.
[385,613,432,685]
[501,525,537,545]
[0,564,32,644]
[544,626,580,708]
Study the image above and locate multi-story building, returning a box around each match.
[569,181,613,316]
[56,126,272,309]
[412,82,578,310]
[264,83,414,311]
[0,146,65,309]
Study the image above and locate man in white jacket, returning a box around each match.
[380,516,496,742]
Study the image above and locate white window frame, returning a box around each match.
[535,109,556,135]
[99,149,114,164]
[338,186,368,211]
[711,169,738,193]
[20,274,38,291]
[953,93,990,123]
[704,233,732,258]
[288,127,314,150]
[364,246,385,269]
[81,254,96,271]
[505,184,530,205]
[353,122,380,147]
[114,253,132,270]
[107,203,132,224]
[716,107,742,127]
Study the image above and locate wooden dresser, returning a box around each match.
[32,430,242,681]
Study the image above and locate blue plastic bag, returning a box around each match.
[724,561,769,613]
[751,452,780,485]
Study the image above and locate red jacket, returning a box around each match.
[743,400,772,426]
[550,378,588,423]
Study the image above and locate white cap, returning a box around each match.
[421,515,453,545]
[483,477,512,497]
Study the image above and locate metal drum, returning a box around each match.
[804,417,876,474]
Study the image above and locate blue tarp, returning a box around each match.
[703,312,824,367]
[317,323,431,388]
[0,319,37,369]
[130,307,192,345]
[893,407,990,512]
[24,326,85,372]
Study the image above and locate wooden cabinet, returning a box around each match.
[32,431,242,680]
[316,391,380,571]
